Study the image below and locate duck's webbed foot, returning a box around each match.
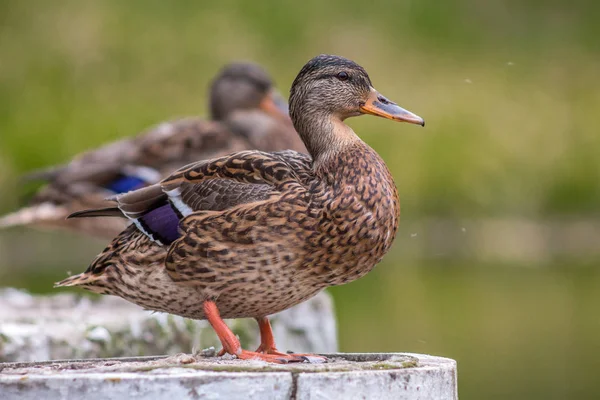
[203,301,326,364]
[254,316,327,364]
[237,349,315,364]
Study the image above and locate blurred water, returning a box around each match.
[332,257,600,400]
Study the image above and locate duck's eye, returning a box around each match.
[336,71,349,81]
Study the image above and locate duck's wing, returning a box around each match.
[163,150,315,286]
[71,149,312,229]
[68,150,314,284]
[2,118,249,236]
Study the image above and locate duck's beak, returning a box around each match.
[360,87,424,126]
[260,89,290,119]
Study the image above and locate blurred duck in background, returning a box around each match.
[0,62,306,238]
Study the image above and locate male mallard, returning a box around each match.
[56,55,424,363]
[0,62,305,238]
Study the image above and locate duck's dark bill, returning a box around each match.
[260,89,290,118]
[360,87,424,126]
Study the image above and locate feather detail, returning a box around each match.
[165,187,193,217]
[68,207,123,219]
[113,184,167,220]
[135,204,181,245]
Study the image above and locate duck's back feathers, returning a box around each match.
[133,118,249,172]
[84,150,311,245]
[171,179,274,214]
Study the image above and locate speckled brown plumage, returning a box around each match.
[0,62,304,238]
[57,54,424,363]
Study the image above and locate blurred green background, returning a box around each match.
[1,0,599,398]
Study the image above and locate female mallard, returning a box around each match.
[0,62,305,238]
[56,54,424,363]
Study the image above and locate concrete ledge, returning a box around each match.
[0,353,457,400]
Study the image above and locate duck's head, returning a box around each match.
[289,55,424,158]
[209,62,288,121]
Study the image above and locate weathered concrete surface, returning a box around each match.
[296,354,457,400]
[0,288,337,362]
[0,353,458,400]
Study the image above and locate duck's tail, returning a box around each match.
[0,203,67,229]
[54,273,91,288]
[55,225,158,295]
[54,272,109,294]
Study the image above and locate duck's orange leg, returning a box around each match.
[255,316,327,363]
[203,301,316,364]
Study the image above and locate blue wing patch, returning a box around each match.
[136,203,181,245]
[105,176,148,194]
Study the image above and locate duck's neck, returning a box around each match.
[293,110,361,164]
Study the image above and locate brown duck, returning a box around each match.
[56,54,424,363]
[0,62,305,238]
